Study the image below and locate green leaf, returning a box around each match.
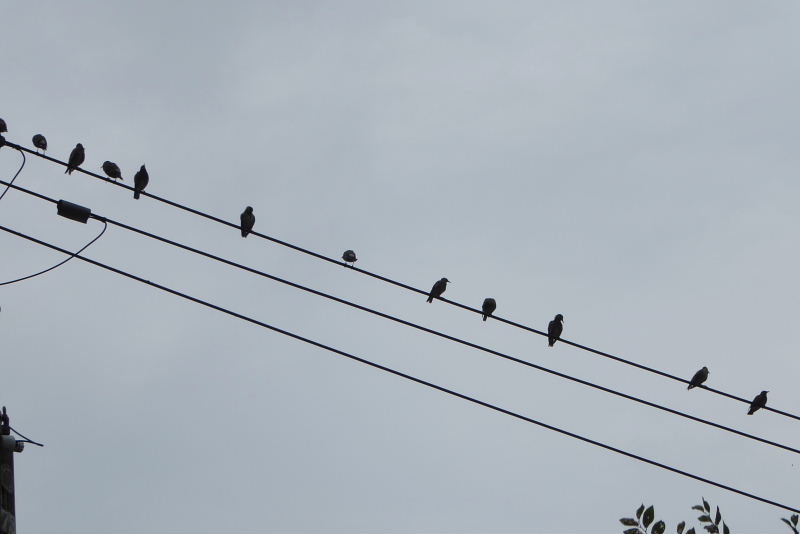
[722,522,730,534]
[637,505,645,519]
[623,529,642,534]
[686,529,696,534]
[651,520,666,534]
[620,518,638,526]
[703,498,710,513]
[714,508,721,525]
[677,521,685,534]
[643,506,655,529]
[793,514,799,526]
[692,506,705,511]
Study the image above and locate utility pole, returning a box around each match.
[0,407,24,534]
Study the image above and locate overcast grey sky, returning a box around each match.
[2,2,800,532]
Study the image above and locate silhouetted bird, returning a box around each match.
[0,118,6,133]
[342,249,357,265]
[32,134,47,153]
[747,391,768,415]
[65,143,85,174]
[687,367,709,390]
[482,298,496,321]
[548,314,564,346]
[426,277,450,303]
[133,165,148,199]
[240,206,255,237]
[102,161,122,181]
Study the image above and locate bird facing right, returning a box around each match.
[32,134,47,153]
[481,298,496,321]
[548,314,564,346]
[342,250,357,265]
[102,161,122,181]
[747,391,768,415]
[133,165,149,199]
[65,143,85,174]
[240,206,255,237]
[426,278,450,303]
[687,366,709,390]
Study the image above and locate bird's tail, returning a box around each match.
[482,314,487,321]
[548,339,555,347]
[687,384,695,390]
[241,229,248,238]
[65,168,70,175]
[134,189,140,199]
[426,295,433,303]
[747,408,755,415]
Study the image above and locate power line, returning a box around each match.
[0,222,798,515]
[0,219,106,286]
[2,141,799,422]
[0,147,25,202]
[0,179,796,454]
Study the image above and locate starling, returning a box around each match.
[133,165,148,199]
[0,118,6,133]
[240,206,255,237]
[102,161,122,181]
[547,314,564,346]
[687,366,709,390]
[65,143,85,174]
[342,249,357,265]
[32,134,47,153]
[481,298,496,321]
[747,390,768,415]
[426,277,450,303]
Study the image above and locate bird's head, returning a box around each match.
[442,278,450,284]
[762,390,769,395]
[140,164,147,171]
[555,313,564,322]
[245,206,253,213]
[702,366,709,373]
[76,143,84,149]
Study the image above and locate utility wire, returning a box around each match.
[2,145,799,422]
[0,179,795,454]
[0,222,798,515]
[0,147,25,202]
[9,425,44,447]
[0,218,107,286]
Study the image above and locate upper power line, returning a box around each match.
[1,221,798,516]
[2,139,796,422]
[0,177,792,454]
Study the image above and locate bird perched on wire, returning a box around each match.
[426,278,450,303]
[342,250,357,266]
[102,161,123,181]
[133,165,149,199]
[32,134,47,153]
[240,206,255,237]
[747,390,768,415]
[687,366,709,390]
[481,298,496,321]
[65,143,85,174]
[0,118,6,133]
[548,314,564,346]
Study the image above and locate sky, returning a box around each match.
[2,2,800,532]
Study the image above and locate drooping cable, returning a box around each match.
[0,147,25,203]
